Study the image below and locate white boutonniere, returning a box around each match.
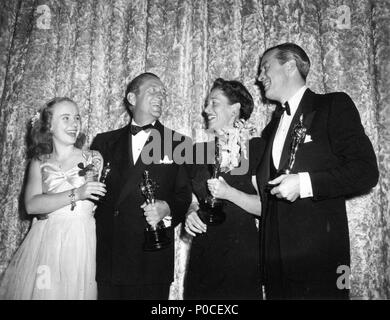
[304,134,312,143]
[217,119,256,173]
[159,155,173,164]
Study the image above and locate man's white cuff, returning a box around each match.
[298,172,313,198]
[162,215,172,228]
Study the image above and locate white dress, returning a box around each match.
[0,151,100,300]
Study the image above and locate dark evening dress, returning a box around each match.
[184,137,265,300]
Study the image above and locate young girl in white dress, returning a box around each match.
[0,97,106,300]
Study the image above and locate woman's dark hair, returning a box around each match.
[27,97,85,160]
[210,78,254,120]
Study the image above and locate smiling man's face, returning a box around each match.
[258,49,289,103]
[133,77,167,122]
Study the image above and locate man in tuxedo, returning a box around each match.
[256,43,379,299]
[91,72,192,299]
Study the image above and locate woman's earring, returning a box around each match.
[231,103,240,124]
[231,110,239,125]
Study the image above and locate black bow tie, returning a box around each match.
[275,102,291,118]
[130,123,154,135]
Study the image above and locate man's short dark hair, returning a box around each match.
[123,72,160,113]
[263,43,311,80]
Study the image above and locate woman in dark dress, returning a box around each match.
[184,78,265,300]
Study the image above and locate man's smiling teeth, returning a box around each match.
[66,130,77,137]
[151,99,162,106]
[207,115,216,121]
[263,81,270,89]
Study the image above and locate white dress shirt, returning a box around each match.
[272,85,313,198]
[131,119,172,226]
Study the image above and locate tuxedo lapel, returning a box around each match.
[278,89,317,172]
[109,125,131,177]
[258,112,282,193]
[128,131,134,167]
[109,125,134,195]
[109,124,141,208]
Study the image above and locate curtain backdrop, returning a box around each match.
[0,0,389,299]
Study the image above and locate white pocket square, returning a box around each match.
[304,135,312,143]
[159,155,173,164]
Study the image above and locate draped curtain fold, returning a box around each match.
[0,0,389,299]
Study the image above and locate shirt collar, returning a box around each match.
[284,85,307,117]
[131,119,156,127]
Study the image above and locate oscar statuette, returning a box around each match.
[99,162,111,184]
[282,114,307,174]
[266,114,307,191]
[198,136,226,226]
[140,170,171,251]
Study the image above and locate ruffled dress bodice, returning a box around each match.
[39,162,95,220]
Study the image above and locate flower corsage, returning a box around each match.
[217,119,256,173]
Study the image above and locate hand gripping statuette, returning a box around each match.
[140,170,171,251]
[198,136,226,226]
[284,114,307,175]
[265,114,307,193]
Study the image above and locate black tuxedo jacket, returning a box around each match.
[91,120,192,286]
[256,89,379,282]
